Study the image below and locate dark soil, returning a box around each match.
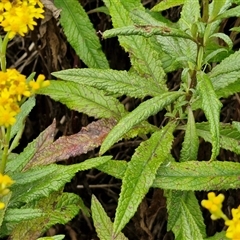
[3,0,240,239]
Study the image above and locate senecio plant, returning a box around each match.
[38,0,240,239]
[2,0,240,239]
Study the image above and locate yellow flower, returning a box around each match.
[0,174,14,210]
[0,0,44,39]
[225,207,240,240]
[201,192,226,220]
[0,69,49,127]
[29,74,50,93]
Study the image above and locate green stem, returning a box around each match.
[0,33,10,72]
[0,126,11,174]
[202,0,209,23]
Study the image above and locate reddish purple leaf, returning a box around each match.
[24,118,116,170]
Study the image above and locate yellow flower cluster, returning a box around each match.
[202,192,240,240]
[0,173,14,209]
[0,0,44,39]
[0,69,50,127]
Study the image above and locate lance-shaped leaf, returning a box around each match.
[100,91,183,154]
[209,0,231,21]
[103,25,193,40]
[52,68,165,98]
[103,0,167,88]
[194,122,240,155]
[6,120,56,173]
[151,0,185,12]
[38,81,126,120]
[9,192,82,240]
[91,195,128,240]
[10,156,111,207]
[209,50,240,91]
[54,0,109,69]
[153,161,240,191]
[24,118,116,170]
[166,191,205,240]
[197,72,222,160]
[180,107,199,161]
[216,5,240,20]
[113,122,176,235]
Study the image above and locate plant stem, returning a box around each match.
[0,126,11,174]
[0,33,9,72]
[202,0,209,23]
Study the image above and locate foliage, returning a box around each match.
[2,0,240,239]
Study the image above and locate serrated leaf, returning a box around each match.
[209,0,231,21]
[10,156,111,207]
[91,195,128,240]
[204,231,228,240]
[197,72,222,160]
[194,122,240,155]
[10,97,35,140]
[52,68,165,98]
[209,50,240,91]
[96,160,127,180]
[166,191,205,239]
[0,192,12,229]
[6,120,56,173]
[10,192,81,240]
[24,119,116,169]
[54,0,109,69]
[103,0,167,88]
[180,107,199,161]
[4,208,43,222]
[103,25,193,40]
[210,33,233,49]
[100,91,183,154]
[216,5,240,20]
[179,0,200,31]
[151,0,185,12]
[113,122,176,235]
[153,161,240,191]
[38,81,126,120]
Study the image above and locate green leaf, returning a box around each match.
[4,208,43,222]
[113,122,176,235]
[166,191,205,239]
[209,0,231,21]
[10,156,111,207]
[10,97,35,140]
[151,0,185,12]
[91,195,127,240]
[179,0,200,31]
[103,25,194,40]
[100,91,183,154]
[197,72,222,160]
[195,122,240,155]
[37,235,65,240]
[96,160,127,180]
[52,68,165,98]
[38,81,126,120]
[216,5,240,20]
[204,231,228,240]
[180,107,199,161]
[153,161,240,191]
[6,120,56,173]
[54,0,109,69]
[209,50,240,91]
[210,33,233,50]
[103,0,167,88]
[10,192,82,240]
[0,192,12,229]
